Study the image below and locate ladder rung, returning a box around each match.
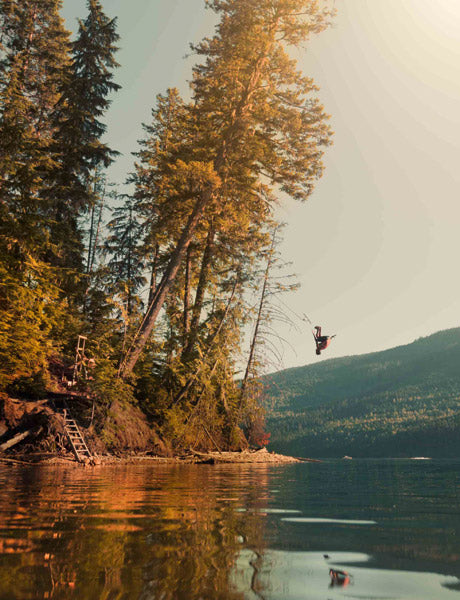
[58,404,92,460]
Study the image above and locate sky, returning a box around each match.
[61,0,460,370]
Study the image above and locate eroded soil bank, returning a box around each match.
[0,395,316,466]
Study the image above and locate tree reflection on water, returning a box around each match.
[0,464,271,599]
[3,460,459,599]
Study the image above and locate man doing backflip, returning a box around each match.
[314,326,335,355]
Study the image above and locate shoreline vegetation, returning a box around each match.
[0,393,310,465]
[0,1,334,459]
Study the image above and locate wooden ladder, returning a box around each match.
[58,402,93,463]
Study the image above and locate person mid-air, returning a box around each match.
[314,326,336,355]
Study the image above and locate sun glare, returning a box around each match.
[408,0,460,40]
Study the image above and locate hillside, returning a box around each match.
[263,328,460,458]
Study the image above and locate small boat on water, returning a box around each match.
[410,457,431,460]
[342,455,352,460]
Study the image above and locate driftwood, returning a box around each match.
[189,448,300,464]
[0,457,36,465]
[0,427,42,452]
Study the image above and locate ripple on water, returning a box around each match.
[0,461,459,600]
[282,517,377,524]
[236,508,301,514]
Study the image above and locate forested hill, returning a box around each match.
[264,328,460,458]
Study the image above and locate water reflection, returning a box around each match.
[0,460,460,599]
[233,551,460,600]
[0,464,271,599]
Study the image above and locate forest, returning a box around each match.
[0,0,334,456]
[265,328,460,458]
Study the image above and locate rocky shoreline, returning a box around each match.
[0,448,320,467]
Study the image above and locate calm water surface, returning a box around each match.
[0,459,459,599]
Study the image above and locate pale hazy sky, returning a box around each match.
[62,0,460,369]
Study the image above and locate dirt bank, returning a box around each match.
[0,395,318,466]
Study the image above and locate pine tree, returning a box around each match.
[104,197,146,318]
[48,0,120,273]
[120,0,333,377]
[0,0,71,256]
[0,252,65,393]
[130,88,197,281]
[0,1,73,394]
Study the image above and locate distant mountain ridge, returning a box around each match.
[263,328,460,457]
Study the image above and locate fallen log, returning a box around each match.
[0,427,42,452]
[0,457,35,465]
[293,456,323,463]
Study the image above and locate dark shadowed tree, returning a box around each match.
[48,0,121,274]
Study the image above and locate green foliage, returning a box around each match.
[264,328,460,458]
[113,0,334,449]
[48,0,121,274]
[0,0,334,455]
[0,0,71,255]
[0,254,65,392]
[120,0,333,377]
[0,0,122,402]
[88,359,136,414]
[104,196,146,317]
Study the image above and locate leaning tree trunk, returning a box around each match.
[118,28,277,378]
[147,244,159,307]
[173,278,239,406]
[184,223,215,356]
[119,189,212,376]
[183,243,192,346]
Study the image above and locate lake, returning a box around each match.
[0,459,459,599]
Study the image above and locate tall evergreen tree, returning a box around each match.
[0,0,70,255]
[0,254,65,393]
[120,0,333,377]
[0,1,73,393]
[48,0,120,272]
[104,197,146,318]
